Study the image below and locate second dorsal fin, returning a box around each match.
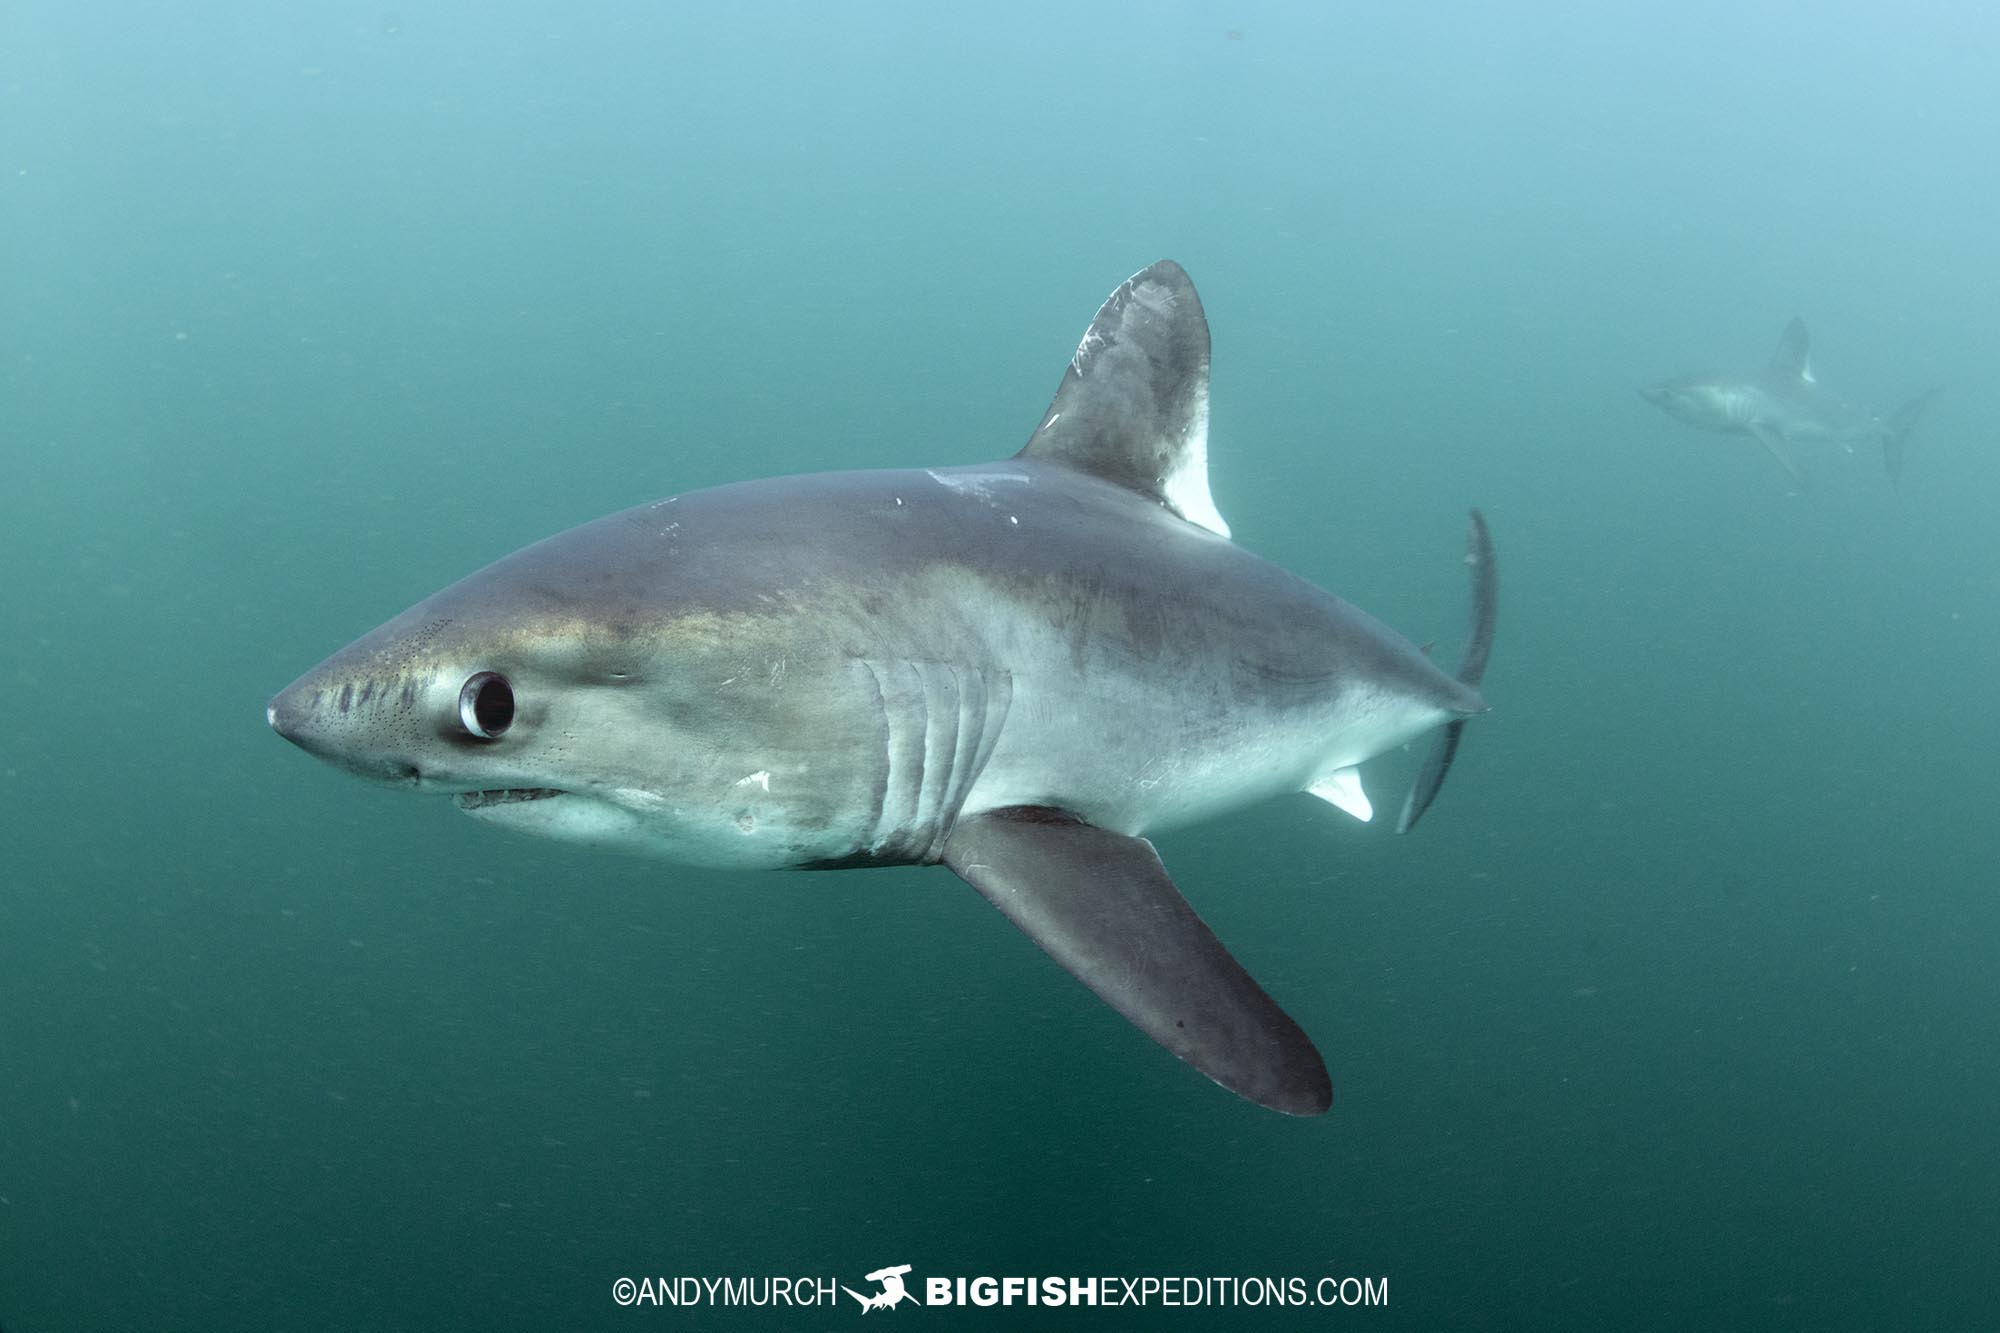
[1017,261,1230,537]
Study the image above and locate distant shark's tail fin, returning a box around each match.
[1398,510,1497,834]
[1882,388,1942,486]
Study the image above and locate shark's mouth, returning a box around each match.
[452,787,567,811]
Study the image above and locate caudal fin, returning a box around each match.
[1882,388,1942,486]
[1398,510,1497,833]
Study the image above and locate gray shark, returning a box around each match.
[268,261,1496,1116]
[1641,318,1938,486]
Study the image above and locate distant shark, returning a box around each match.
[268,261,1497,1116]
[1641,318,1938,487]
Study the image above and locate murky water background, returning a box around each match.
[4,3,1997,1327]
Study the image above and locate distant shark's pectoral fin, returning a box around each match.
[1018,261,1230,538]
[1307,767,1373,822]
[1399,509,1498,834]
[1747,422,1809,488]
[941,805,1331,1116]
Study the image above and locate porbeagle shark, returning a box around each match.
[1641,317,1939,487]
[269,261,1497,1116]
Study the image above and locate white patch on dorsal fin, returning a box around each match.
[1016,260,1230,538]
[1307,767,1373,822]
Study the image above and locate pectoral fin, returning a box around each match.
[1748,423,1808,488]
[941,806,1331,1116]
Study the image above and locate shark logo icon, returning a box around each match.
[843,1263,917,1312]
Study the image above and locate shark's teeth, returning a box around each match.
[453,788,565,811]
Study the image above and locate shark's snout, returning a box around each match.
[267,676,423,786]
[266,686,308,742]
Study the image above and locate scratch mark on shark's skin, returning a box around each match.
[926,469,1032,503]
[736,771,771,791]
[1071,329,1106,376]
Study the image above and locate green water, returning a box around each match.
[4,2,1998,1328]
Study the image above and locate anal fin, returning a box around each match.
[941,806,1331,1116]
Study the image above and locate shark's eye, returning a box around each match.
[457,672,515,739]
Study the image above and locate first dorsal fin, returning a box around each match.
[1018,260,1230,537]
[1770,317,1813,385]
